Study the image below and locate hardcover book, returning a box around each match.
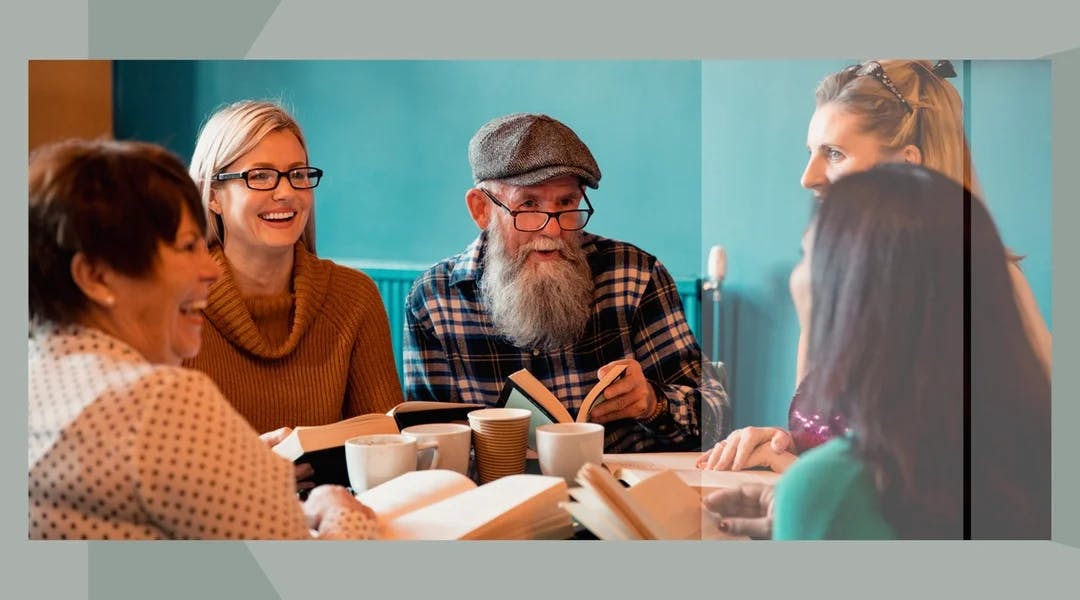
[496,364,626,448]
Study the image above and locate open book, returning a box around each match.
[272,413,398,487]
[562,455,781,540]
[271,401,484,487]
[355,469,574,540]
[387,400,486,430]
[603,452,781,492]
[496,365,626,448]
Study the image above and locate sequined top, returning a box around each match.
[787,373,849,454]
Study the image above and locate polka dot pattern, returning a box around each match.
[29,323,377,540]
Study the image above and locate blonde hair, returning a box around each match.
[189,100,316,252]
[816,59,980,196]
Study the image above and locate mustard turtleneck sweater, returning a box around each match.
[184,242,404,433]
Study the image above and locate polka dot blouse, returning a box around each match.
[29,323,377,540]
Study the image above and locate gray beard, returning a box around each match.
[479,223,595,352]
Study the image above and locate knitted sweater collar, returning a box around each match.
[204,242,330,359]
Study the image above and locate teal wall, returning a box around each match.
[701,61,839,429]
[113,60,1051,430]
[968,61,1052,330]
[113,60,703,279]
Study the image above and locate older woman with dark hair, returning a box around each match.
[28,138,377,540]
[705,164,1050,539]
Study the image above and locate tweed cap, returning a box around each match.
[468,113,601,189]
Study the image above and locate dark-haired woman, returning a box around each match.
[29,138,377,539]
[709,165,1049,539]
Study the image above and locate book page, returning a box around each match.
[502,386,559,450]
[387,401,485,414]
[615,467,780,490]
[603,452,702,471]
[561,500,638,540]
[505,369,573,423]
[356,469,476,523]
[383,474,568,540]
[625,470,702,539]
[604,452,780,490]
[286,413,399,454]
[574,463,668,539]
[626,470,750,540]
[576,363,627,423]
[565,486,641,540]
[387,401,487,429]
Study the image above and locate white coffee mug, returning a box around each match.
[345,433,440,493]
[401,423,472,475]
[535,422,604,485]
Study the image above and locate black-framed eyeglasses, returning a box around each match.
[480,187,594,232]
[212,167,323,190]
[843,61,913,114]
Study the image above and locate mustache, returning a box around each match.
[510,236,579,264]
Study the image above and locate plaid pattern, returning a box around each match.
[404,231,729,453]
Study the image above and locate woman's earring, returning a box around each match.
[101,294,116,307]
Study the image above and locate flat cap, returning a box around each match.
[468,113,601,189]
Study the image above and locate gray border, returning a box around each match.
[88,0,281,58]
[7,0,1079,598]
[12,4,91,599]
[1049,46,1080,548]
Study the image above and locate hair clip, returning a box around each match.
[931,60,957,79]
[850,61,914,114]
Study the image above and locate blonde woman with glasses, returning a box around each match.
[186,100,403,487]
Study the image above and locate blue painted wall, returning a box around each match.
[114,60,703,279]
[114,60,1051,431]
[968,61,1052,330]
[701,61,842,429]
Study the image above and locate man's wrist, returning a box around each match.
[639,392,668,424]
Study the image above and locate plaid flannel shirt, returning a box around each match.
[403,231,729,453]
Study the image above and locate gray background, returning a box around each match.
[7,0,1079,598]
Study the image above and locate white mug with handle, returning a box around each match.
[536,422,604,485]
[345,433,440,493]
[401,423,472,475]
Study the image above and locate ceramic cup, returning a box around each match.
[345,433,440,492]
[400,423,472,475]
[535,422,604,485]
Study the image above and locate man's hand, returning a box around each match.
[586,359,659,424]
[697,426,796,472]
[703,483,775,540]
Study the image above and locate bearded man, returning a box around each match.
[403,113,728,452]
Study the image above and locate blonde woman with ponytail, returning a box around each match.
[700,59,1051,480]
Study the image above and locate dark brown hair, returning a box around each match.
[804,163,1050,539]
[29,138,207,326]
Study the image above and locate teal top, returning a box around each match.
[773,436,897,540]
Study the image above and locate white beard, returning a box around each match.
[480,222,595,351]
